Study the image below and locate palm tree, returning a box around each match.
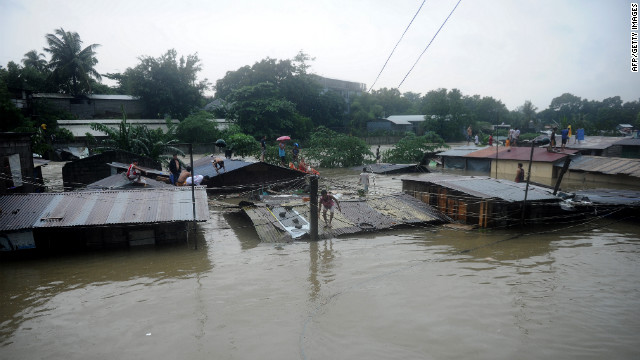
[22,50,48,72]
[43,28,101,95]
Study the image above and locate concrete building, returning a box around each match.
[32,93,145,119]
[57,119,179,140]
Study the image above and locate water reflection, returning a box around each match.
[221,211,261,250]
[307,240,336,301]
[0,237,211,346]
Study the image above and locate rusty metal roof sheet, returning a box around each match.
[402,174,559,202]
[242,193,451,242]
[0,188,208,231]
[563,156,640,178]
[464,146,578,162]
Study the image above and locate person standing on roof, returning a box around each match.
[318,190,341,228]
[515,163,525,183]
[212,157,226,174]
[292,143,300,164]
[561,126,569,150]
[467,126,473,145]
[278,142,286,166]
[169,153,181,185]
[359,167,370,194]
[260,135,267,162]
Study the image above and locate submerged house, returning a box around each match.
[242,193,451,242]
[559,156,640,187]
[0,187,208,252]
[191,156,307,192]
[402,174,565,228]
[62,150,160,190]
[446,146,579,184]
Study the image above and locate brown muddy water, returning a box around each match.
[1,164,640,359]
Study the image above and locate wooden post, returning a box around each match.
[309,175,318,241]
[553,156,573,195]
[190,143,197,250]
[521,140,536,224]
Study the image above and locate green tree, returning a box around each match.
[90,107,182,162]
[228,133,260,158]
[44,28,101,95]
[305,126,372,167]
[382,132,448,163]
[226,82,312,139]
[176,111,221,144]
[108,49,209,119]
[22,50,48,72]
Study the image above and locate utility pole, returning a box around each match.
[521,140,536,224]
[309,175,318,241]
[189,143,197,250]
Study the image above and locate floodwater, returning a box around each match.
[2,165,640,359]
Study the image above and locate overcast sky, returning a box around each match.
[1,0,637,110]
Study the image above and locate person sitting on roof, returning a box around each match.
[126,160,146,185]
[212,157,226,174]
[176,166,191,186]
[298,157,308,172]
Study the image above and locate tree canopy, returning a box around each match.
[107,49,209,120]
[44,28,101,95]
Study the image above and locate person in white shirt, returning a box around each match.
[359,167,370,194]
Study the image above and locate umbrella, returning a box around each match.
[215,139,226,147]
[276,136,290,141]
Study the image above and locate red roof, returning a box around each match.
[464,146,578,162]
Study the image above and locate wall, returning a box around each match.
[492,159,555,182]
[0,133,35,194]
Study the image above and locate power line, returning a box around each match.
[398,0,463,89]
[368,0,427,93]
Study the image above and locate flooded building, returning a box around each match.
[402,174,565,228]
[242,193,452,242]
[0,188,208,252]
[560,156,640,187]
[191,156,306,192]
[62,150,160,190]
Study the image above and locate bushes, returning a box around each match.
[382,131,448,164]
[305,126,372,167]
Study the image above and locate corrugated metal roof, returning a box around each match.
[243,193,451,242]
[573,189,640,206]
[88,94,138,101]
[192,156,254,178]
[562,156,640,178]
[402,174,559,202]
[86,173,174,190]
[613,137,640,146]
[0,188,208,231]
[438,146,489,157]
[464,146,578,162]
[385,115,425,124]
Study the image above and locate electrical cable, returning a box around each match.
[368,0,426,92]
[398,0,463,88]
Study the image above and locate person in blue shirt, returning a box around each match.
[561,127,569,150]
